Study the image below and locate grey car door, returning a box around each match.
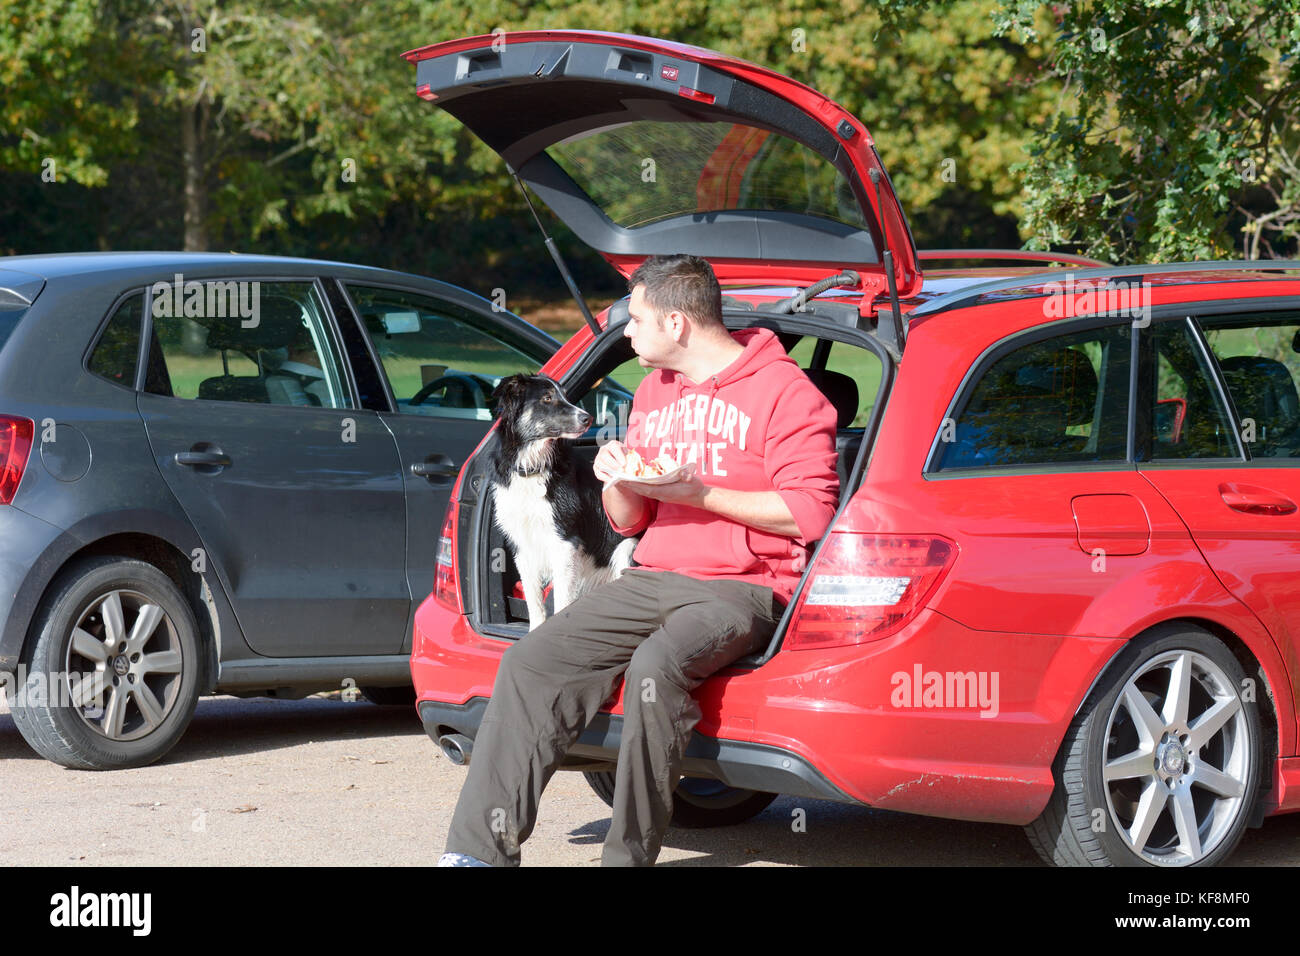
[136,277,410,657]
[333,281,556,648]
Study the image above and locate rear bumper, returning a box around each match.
[418,696,860,805]
[0,506,70,672]
[411,593,1123,826]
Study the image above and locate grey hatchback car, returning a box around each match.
[0,252,626,769]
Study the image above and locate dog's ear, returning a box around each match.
[491,374,530,419]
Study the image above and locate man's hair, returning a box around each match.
[627,254,723,329]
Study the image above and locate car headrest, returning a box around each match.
[1004,346,1098,426]
[803,368,859,429]
[605,299,630,328]
[205,297,312,351]
[197,374,268,403]
[1219,355,1300,434]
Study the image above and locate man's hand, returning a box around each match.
[596,443,801,539]
[593,439,630,484]
[628,473,800,539]
[596,440,653,534]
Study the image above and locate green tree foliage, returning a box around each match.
[3,0,1293,295]
[0,0,138,187]
[1,0,1054,264]
[992,0,1300,262]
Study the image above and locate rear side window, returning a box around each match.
[1198,314,1300,458]
[88,293,143,388]
[935,324,1132,471]
[144,281,349,409]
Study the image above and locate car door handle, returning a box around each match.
[1219,483,1297,516]
[410,455,457,479]
[175,450,232,468]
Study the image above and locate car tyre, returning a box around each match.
[359,684,416,707]
[1025,624,1260,866]
[11,556,202,770]
[582,770,779,828]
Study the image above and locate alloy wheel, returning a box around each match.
[63,588,185,741]
[1101,649,1251,865]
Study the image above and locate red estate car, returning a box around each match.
[405,30,1300,866]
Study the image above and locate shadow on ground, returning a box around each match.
[563,792,1300,866]
[4,694,1299,866]
[0,694,425,765]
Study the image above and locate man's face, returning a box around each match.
[624,284,677,368]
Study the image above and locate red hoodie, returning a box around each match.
[606,327,839,605]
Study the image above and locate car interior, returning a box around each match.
[193,298,325,405]
[1151,321,1242,460]
[1198,319,1300,458]
[1218,355,1300,455]
[145,293,343,408]
[477,310,877,630]
[354,307,501,414]
[937,328,1130,470]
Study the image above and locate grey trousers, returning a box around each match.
[443,568,781,866]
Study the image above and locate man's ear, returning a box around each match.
[667,309,688,343]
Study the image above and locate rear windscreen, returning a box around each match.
[548,120,867,231]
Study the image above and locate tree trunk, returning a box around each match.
[180,93,209,355]
[181,95,208,252]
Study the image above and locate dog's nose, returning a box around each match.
[577,411,592,429]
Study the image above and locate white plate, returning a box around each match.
[609,461,695,485]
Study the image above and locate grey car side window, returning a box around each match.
[144,281,348,409]
[345,285,540,418]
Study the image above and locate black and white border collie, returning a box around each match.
[489,374,637,630]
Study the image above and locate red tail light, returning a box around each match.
[434,498,462,613]
[787,533,957,649]
[0,416,34,505]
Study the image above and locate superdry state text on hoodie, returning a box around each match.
[605,326,840,605]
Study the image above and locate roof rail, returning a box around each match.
[918,249,1111,268]
[910,259,1300,318]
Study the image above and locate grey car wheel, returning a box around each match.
[1026,625,1260,866]
[11,556,202,770]
[64,587,187,741]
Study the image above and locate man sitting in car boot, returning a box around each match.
[439,253,840,866]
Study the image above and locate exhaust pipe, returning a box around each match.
[438,733,474,765]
